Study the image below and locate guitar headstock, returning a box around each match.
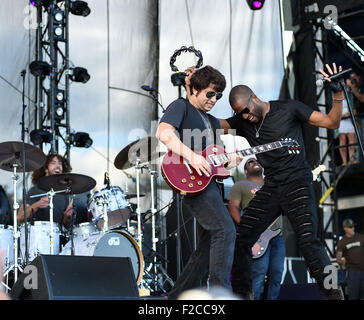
[280,138,301,154]
[312,164,326,181]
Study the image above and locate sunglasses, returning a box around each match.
[206,91,223,100]
[234,95,252,116]
[246,159,257,165]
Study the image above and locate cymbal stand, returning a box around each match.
[148,165,158,292]
[3,163,23,283]
[135,158,143,251]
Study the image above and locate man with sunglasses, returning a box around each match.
[228,157,285,300]
[156,65,242,299]
[336,219,364,300]
[218,63,345,300]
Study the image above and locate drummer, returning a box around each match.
[17,154,90,229]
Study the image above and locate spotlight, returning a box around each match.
[70,1,91,17]
[30,129,52,145]
[30,0,63,8]
[29,60,51,77]
[71,132,93,148]
[70,67,90,83]
[246,0,265,10]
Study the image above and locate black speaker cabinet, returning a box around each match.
[10,255,140,300]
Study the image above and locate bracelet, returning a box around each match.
[333,98,344,102]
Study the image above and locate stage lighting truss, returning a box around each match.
[246,0,265,10]
[30,0,91,157]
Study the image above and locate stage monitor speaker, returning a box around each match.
[10,255,140,300]
[278,284,326,300]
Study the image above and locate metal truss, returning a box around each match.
[32,0,72,159]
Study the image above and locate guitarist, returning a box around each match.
[156,66,243,299]
[228,158,285,300]
[218,63,345,300]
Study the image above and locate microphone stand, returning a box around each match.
[340,81,364,158]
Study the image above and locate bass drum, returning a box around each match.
[60,230,144,284]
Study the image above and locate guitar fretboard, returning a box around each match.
[210,141,283,166]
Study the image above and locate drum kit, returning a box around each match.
[0,137,173,295]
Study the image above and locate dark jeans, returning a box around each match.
[347,269,364,300]
[252,235,285,300]
[231,179,334,298]
[168,181,236,299]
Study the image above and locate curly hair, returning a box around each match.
[190,65,226,94]
[31,154,72,185]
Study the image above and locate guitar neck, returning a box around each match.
[210,141,283,165]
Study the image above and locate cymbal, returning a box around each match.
[125,193,146,200]
[114,136,165,170]
[0,141,46,172]
[37,173,96,194]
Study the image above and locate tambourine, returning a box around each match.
[169,46,203,72]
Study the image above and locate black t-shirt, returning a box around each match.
[160,98,222,151]
[226,100,314,184]
[26,186,90,227]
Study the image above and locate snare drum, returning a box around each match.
[0,225,13,272]
[60,230,144,284]
[20,221,61,262]
[88,186,131,230]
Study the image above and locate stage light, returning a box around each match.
[29,60,51,77]
[246,0,265,10]
[70,67,90,83]
[71,132,93,148]
[30,129,52,145]
[30,0,63,8]
[70,1,91,17]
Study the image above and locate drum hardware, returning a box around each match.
[0,140,46,283]
[29,188,70,255]
[36,173,96,257]
[88,186,131,231]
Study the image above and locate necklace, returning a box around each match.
[255,116,265,138]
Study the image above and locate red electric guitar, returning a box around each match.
[161,138,300,196]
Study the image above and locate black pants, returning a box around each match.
[231,179,334,298]
[168,181,236,299]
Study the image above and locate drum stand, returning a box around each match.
[101,194,109,232]
[3,163,23,285]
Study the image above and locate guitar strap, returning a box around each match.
[180,97,217,142]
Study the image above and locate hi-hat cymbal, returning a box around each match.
[0,141,46,172]
[125,193,146,200]
[37,173,96,194]
[114,136,165,170]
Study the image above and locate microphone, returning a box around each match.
[141,85,156,92]
[316,68,352,87]
[21,69,26,77]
